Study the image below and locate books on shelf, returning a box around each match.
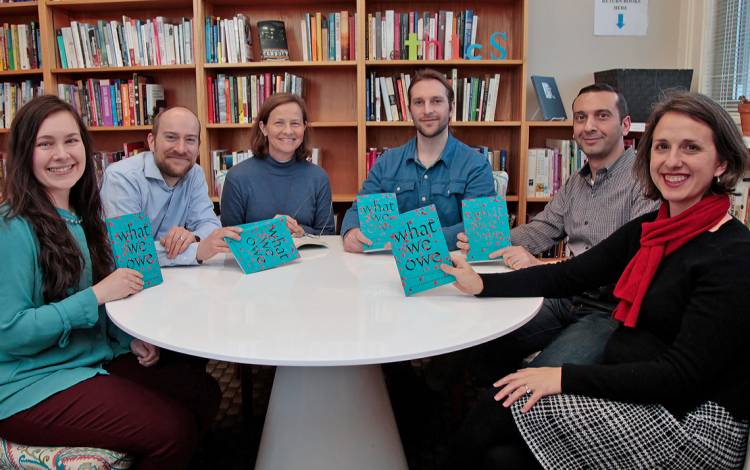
[211,148,254,198]
[366,69,500,122]
[1,22,41,71]
[1,79,43,127]
[93,141,146,183]
[257,20,289,61]
[300,11,356,62]
[56,16,194,69]
[207,72,303,124]
[204,14,253,64]
[58,74,164,127]
[527,139,587,197]
[531,76,567,121]
[365,147,388,176]
[367,9,480,61]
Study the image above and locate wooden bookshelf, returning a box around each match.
[1,0,547,227]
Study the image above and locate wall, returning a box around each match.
[526,0,692,121]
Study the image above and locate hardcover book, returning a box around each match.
[531,75,567,120]
[462,196,511,263]
[226,218,300,274]
[356,192,399,252]
[388,205,455,296]
[257,20,289,61]
[106,212,163,288]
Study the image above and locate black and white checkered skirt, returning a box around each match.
[511,394,749,469]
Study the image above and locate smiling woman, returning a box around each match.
[219,93,336,237]
[444,92,750,469]
[0,96,220,468]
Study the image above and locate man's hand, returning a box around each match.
[160,226,196,259]
[196,226,243,262]
[131,339,160,367]
[494,245,541,270]
[440,253,484,295]
[456,232,470,255]
[343,228,373,253]
[275,215,305,238]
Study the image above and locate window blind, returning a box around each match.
[703,0,750,120]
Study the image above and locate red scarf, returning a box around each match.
[612,194,729,327]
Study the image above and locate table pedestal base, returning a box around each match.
[255,365,408,470]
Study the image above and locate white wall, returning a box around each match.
[526,0,690,120]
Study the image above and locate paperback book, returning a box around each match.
[388,205,455,296]
[105,212,163,288]
[226,218,300,274]
[356,192,399,252]
[462,196,511,263]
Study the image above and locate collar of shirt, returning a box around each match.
[403,132,457,169]
[578,146,636,182]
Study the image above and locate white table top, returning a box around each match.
[107,237,542,366]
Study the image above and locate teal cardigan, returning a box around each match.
[0,205,131,420]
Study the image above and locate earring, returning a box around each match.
[716,175,721,185]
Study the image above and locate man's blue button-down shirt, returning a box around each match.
[341,133,496,249]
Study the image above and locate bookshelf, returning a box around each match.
[2,0,547,230]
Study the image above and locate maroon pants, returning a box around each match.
[0,351,220,470]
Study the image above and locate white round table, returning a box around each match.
[106,236,542,470]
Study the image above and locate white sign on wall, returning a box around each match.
[594,0,648,36]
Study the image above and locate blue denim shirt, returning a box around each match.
[341,133,495,249]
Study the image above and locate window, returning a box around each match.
[703,0,750,119]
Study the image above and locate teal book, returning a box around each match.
[226,218,300,274]
[462,196,512,263]
[105,212,163,288]
[357,192,399,252]
[389,205,455,296]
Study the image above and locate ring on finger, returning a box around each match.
[524,384,532,394]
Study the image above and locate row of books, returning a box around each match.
[477,147,509,172]
[92,142,147,183]
[300,11,355,62]
[527,139,588,197]
[207,73,303,124]
[367,9,480,61]
[56,16,194,69]
[204,14,253,64]
[1,22,41,71]
[58,76,165,127]
[0,80,43,128]
[366,70,501,122]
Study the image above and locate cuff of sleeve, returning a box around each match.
[178,243,201,266]
[57,288,100,347]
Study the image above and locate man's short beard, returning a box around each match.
[416,120,450,139]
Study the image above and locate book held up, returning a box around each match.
[226,218,299,274]
[389,205,455,296]
[357,193,399,252]
[462,196,511,263]
[106,213,163,288]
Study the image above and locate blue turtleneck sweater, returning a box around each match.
[219,156,335,235]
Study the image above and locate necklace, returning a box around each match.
[60,213,82,225]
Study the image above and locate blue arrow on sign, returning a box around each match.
[616,13,625,29]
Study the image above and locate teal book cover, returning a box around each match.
[105,212,163,288]
[226,218,300,274]
[389,205,455,296]
[462,196,512,263]
[357,192,399,252]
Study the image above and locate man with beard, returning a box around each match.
[101,106,241,266]
[341,68,495,251]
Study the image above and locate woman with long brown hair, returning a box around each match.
[0,95,219,469]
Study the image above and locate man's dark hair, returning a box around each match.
[573,83,629,122]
